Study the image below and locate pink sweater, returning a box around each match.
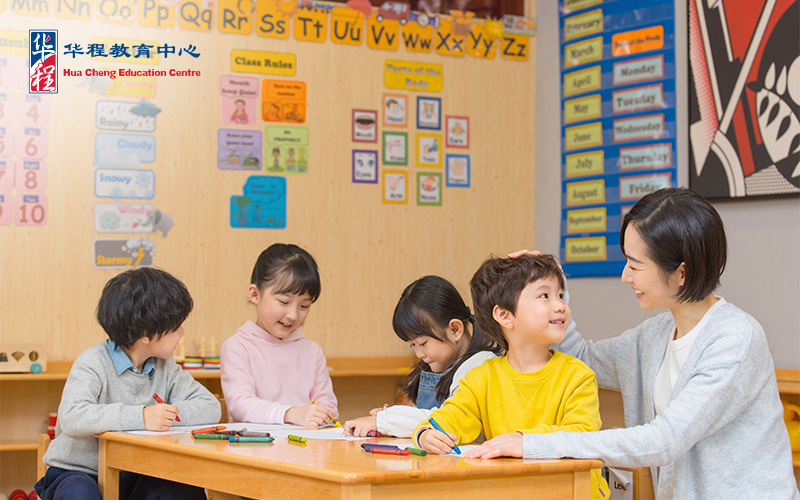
[220,320,338,423]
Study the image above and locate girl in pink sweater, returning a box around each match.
[220,243,338,426]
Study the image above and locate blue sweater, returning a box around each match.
[523,300,799,500]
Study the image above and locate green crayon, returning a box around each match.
[192,433,232,440]
[405,447,427,456]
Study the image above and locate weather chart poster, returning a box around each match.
[558,0,677,278]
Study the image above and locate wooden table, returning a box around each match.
[98,432,603,500]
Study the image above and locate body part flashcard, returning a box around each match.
[94,133,155,167]
[352,149,378,183]
[94,237,155,269]
[383,94,407,127]
[417,96,441,130]
[446,154,470,187]
[96,100,160,132]
[352,109,378,142]
[417,172,442,206]
[265,126,309,174]
[217,128,263,170]
[262,79,307,124]
[230,175,287,229]
[95,168,155,200]
[382,131,408,166]
[417,133,441,167]
[382,170,407,204]
[15,160,46,192]
[220,75,259,126]
[445,116,469,148]
[94,203,155,233]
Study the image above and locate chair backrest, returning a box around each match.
[37,433,51,480]
[214,394,228,423]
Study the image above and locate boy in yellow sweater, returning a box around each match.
[414,254,609,499]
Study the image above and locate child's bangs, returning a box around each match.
[393,306,446,343]
[271,265,321,302]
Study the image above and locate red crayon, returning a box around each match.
[366,430,382,437]
[369,447,411,456]
[152,393,181,422]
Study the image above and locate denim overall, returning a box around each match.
[416,370,446,409]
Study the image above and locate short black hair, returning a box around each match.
[470,254,564,351]
[621,187,727,303]
[250,243,321,302]
[96,267,193,349]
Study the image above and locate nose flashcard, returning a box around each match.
[95,168,155,200]
[96,100,160,132]
[94,237,156,269]
[94,133,156,166]
[417,172,442,206]
[265,126,308,174]
[94,203,155,232]
[217,128,263,170]
[230,175,287,229]
[220,75,258,126]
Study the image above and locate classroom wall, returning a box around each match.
[0,6,537,361]
[535,0,800,369]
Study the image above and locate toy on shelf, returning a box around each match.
[176,337,221,370]
[0,344,47,374]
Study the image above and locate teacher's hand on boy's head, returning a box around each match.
[506,249,542,259]
[419,428,458,454]
[143,403,180,431]
[342,415,378,437]
[285,403,336,427]
[463,432,523,459]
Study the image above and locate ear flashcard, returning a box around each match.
[352,109,378,142]
[445,116,469,148]
[382,170,407,204]
[417,133,441,167]
[446,154,470,187]
[220,75,259,126]
[217,128,263,170]
[417,172,442,205]
[382,131,408,165]
[352,149,378,183]
[230,175,287,229]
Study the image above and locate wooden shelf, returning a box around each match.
[0,440,38,451]
[777,368,800,395]
[794,453,799,468]
[0,357,416,382]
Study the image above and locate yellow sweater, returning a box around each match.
[415,351,609,500]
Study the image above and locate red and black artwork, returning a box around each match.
[689,0,799,199]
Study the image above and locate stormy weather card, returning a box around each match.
[230,176,287,229]
[220,75,258,126]
[217,128,263,170]
[352,109,378,142]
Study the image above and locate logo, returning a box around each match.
[29,30,58,94]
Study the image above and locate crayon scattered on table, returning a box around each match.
[366,430,382,437]
[191,426,226,435]
[405,447,427,456]
[229,436,274,443]
[192,433,231,440]
[288,434,307,443]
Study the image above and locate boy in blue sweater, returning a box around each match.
[35,267,221,500]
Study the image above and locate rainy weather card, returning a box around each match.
[446,154,470,187]
[417,134,441,167]
[382,131,408,166]
[352,109,378,142]
[265,126,309,174]
[352,150,378,184]
[220,74,258,126]
[230,175,286,229]
[382,170,407,204]
[417,172,442,206]
[96,100,161,132]
[217,128,263,170]
[445,116,469,148]
[94,133,155,167]
[417,96,441,130]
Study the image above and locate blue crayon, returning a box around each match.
[428,417,460,454]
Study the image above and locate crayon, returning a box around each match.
[369,447,411,456]
[152,393,180,422]
[405,447,427,456]
[366,430,382,437]
[311,400,341,427]
[191,426,226,435]
[428,417,460,454]
[192,433,231,440]
[361,443,401,451]
[287,434,307,443]
[238,431,270,438]
[214,430,241,436]
[229,436,274,443]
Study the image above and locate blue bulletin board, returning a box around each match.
[558,0,677,278]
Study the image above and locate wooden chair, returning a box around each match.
[214,394,228,423]
[37,433,51,481]
[610,466,654,500]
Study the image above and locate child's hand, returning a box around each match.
[418,427,459,454]
[284,403,336,427]
[143,403,179,431]
[342,415,378,437]
[463,432,523,459]
[369,404,389,416]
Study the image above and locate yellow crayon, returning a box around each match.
[311,400,341,427]
[288,434,307,443]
